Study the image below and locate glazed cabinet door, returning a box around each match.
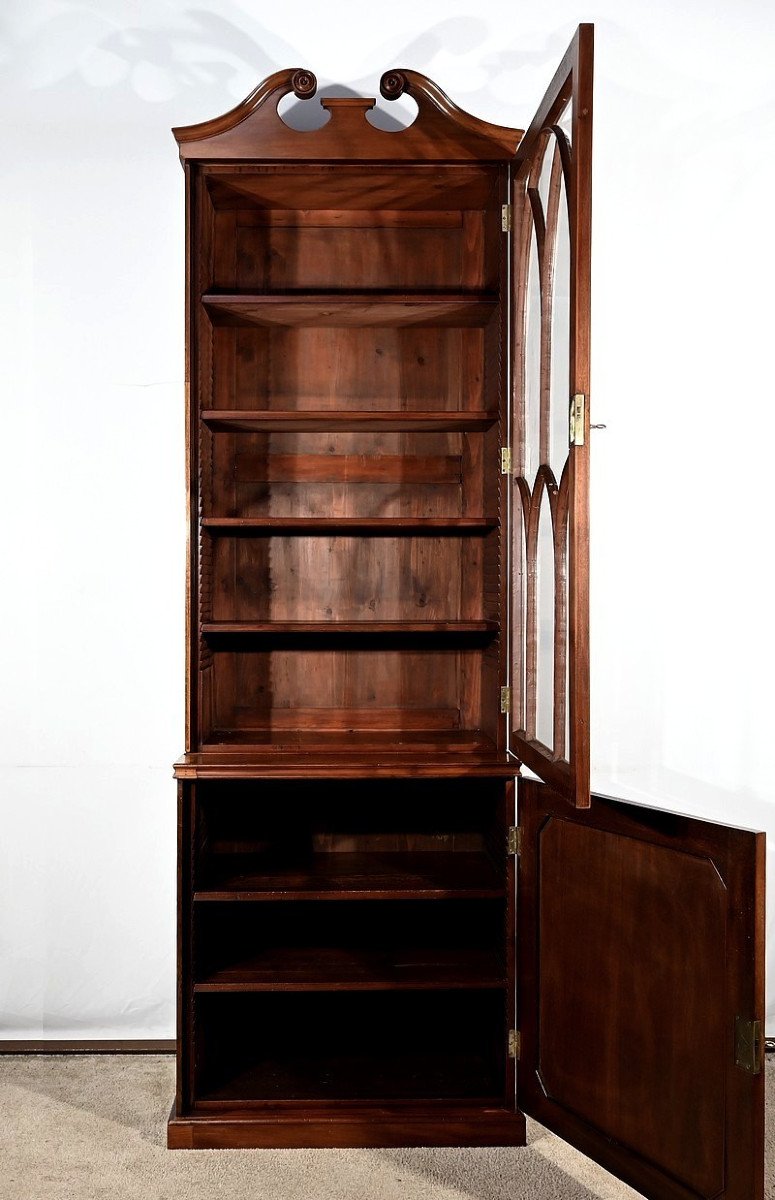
[510,24,592,807]
[517,779,766,1200]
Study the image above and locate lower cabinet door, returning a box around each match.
[517,779,765,1200]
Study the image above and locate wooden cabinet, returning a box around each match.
[168,26,766,1199]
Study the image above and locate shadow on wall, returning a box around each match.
[0,3,579,126]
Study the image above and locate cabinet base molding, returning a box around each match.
[0,1040,175,1055]
[167,1102,526,1150]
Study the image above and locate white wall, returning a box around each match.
[0,0,772,1038]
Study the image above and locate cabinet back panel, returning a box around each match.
[204,165,500,213]
[207,646,488,735]
[210,535,487,622]
[208,326,486,410]
[212,211,492,291]
[195,991,505,1103]
[212,430,491,519]
[196,779,505,853]
[196,899,505,976]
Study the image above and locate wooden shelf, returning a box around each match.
[174,733,517,779]
[197,730,499,754]
[202,291,498,328]
[201,620,498,637]
[201,517,497,534]
[201,410,498,433]
[195,851,504,902]
[175,752,516,780]
[194,944,505,993]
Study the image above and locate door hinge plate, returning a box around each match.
[570,393,585,446]
[501,203,512,232]
[735,1016,763,1075]
[508,1029,521,1059]
[500,446,512,474]
[507,826,522,855]
[500,686,511,714]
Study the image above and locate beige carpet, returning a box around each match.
[0,1055,771,1199]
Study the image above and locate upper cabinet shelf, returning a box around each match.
[201,518,497,534]
[201,620,499,636]
[202,292,498,329]
[202,410,497,433]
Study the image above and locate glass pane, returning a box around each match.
[535,490,554,748]
[550,154,571,478]
[536,131,553,212]
[524,224,541,480]
[557,94,572,138]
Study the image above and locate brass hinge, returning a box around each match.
[501,204,512,232]
[500,686,511,714]
[507,826,522,855]
[500,446,512,474]
[570,393,585,446]
[508,1029,521,1059]
[735,1016,763,1075]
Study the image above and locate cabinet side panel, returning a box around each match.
[176,782,194,1112]
[183,165,198,749]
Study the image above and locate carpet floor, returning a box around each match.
[0,1055,771,1199]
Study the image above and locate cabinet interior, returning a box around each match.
[195,164,507,755]
[186,779,511,1108]
[195,991,505,1104]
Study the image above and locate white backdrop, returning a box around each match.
[1,0,773,1039]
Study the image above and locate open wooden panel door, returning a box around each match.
[517,780,766,1199]
[510,24,592,807]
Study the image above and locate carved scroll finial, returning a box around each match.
[173,66,522,161]
[380,70,407,100]
[291,69,317,99]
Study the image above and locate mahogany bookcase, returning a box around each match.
[167,26,765,1200]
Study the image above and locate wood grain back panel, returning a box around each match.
[212,430,475,520]
[211,208,496,292]
[210,326,484,413]
[209,534,488,623]
[205,165,499,211]
[206,644,492,738]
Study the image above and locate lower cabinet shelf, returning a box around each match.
[194,943,506,992]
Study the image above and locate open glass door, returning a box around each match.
[517,780,766,1200]
[510,24,592,807]
[513,27,766,1199]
